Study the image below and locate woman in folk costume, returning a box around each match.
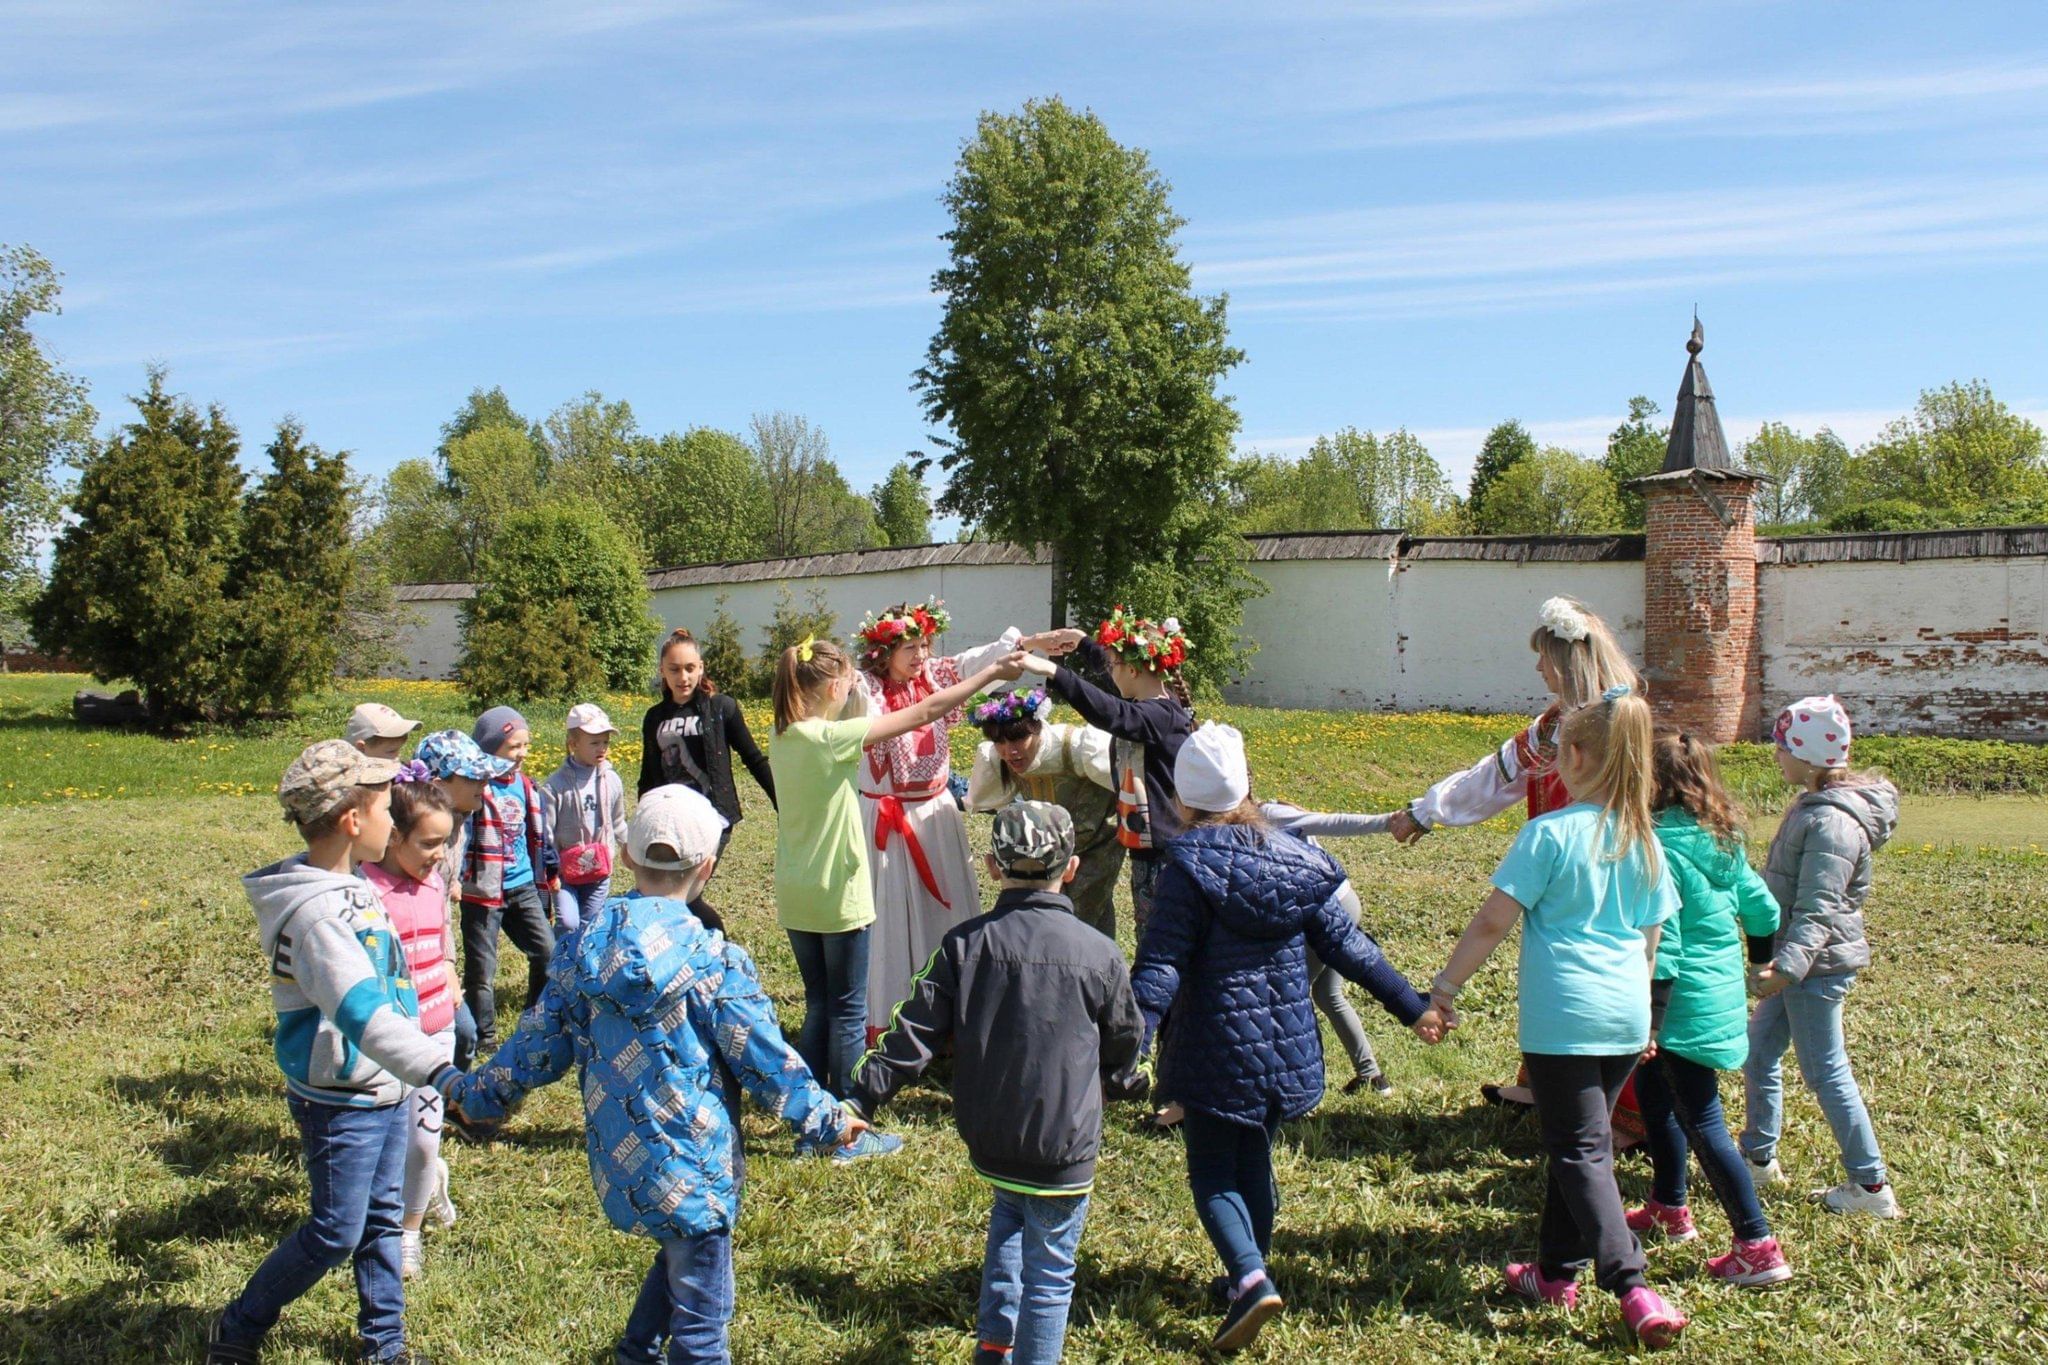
[964,687,1126,940]
[1388,596,1649,1130]
[850,597,1070,1034]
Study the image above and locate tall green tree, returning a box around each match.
[751,412,879,557]
[370,457,466,583]
[541,390,641,508]
[870,460,933,546]
[915,97,1253,678]
[1603,395,1668,525]
[1231,427,1454,533]
[1742,421,1852,526]
[31,372,245,720]
[1468,419,1535,522]
[627,427,772,567]
[436,386,538,465]
[1852,380,2046,511]
[443,423,545,578]
[1473,446,1625,535]
[1,246,97,651]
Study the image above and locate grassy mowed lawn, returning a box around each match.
[1,675,2044,1362]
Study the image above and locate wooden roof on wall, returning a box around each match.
[1757,525,2048,564]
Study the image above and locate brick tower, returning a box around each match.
[1636,320,1767,741]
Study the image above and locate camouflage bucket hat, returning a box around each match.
[279,739,400,823]
[990,799,1076,877]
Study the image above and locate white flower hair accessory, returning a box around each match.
[1161,616,1181,636]
[1538,596,1591,643]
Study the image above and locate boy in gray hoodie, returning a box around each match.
[209,741,462,1365]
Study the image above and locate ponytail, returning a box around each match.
[1560,686,1659,877]
[772,637,849,733]
[658,628,717,700]
[1164,668,1195,719]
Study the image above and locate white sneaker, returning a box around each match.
[430,1157,458,1228]
[400,1229,424,1279]
[1816,1180,1901,1219]
[1747,1155,1787,1186]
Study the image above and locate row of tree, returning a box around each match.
[1234,383,2047,541]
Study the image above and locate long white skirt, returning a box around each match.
[860,790,983,1026]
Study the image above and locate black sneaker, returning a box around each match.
[1208,1274,1232,1308]
[1370,1070,1395,1096]
[360,1349,435,1364]
[1212,1274,1284,1353]
[205,1313,261,1365]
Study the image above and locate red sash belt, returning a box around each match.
[863,786,952,909]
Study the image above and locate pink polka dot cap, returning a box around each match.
[1772,694,1853,768]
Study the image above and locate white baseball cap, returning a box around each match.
[629,785,727,871]
[344,703,423,744]
[1174,721,1251,813]
[565,702,620,735]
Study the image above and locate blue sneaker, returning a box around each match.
[1212,1274,1283,1353]
[829,1130,905,1163]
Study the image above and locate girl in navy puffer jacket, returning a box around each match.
[1131,723,1446,1353]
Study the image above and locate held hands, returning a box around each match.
[989,650,1031,682]
[1750,964,1790,998]
[1027,628,1086,657]
[1412,1005,1452,1045]
[1389,810,1429,845]
[837,1110,872,1152]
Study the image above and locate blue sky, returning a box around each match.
[7,0,2047,517]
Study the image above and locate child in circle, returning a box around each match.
[344,702,422,761]
[459,706,557,1055]
[543,702,627,936]
[1625,732,1792,1287]
[362,768,463,1280]
[1427,687,1686,1349]
[1741,695,1901,1218]
[414,728,511,1072]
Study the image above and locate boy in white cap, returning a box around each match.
[345,703,424,761]
[209,741,462,1365]
[440,785,871,1363]
[541,702,627,936]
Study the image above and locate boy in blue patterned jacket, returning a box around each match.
[439,785,870,1364]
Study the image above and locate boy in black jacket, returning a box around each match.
[850,801,1148,1365]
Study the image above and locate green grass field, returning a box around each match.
[2,674,2044,1363]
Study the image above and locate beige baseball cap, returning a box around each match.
[629,784,727,871]
[565,702,620,735]
[344,703,423,744]
[280,739,401,823]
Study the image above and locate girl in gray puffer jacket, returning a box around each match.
[1740,695,1902,1219]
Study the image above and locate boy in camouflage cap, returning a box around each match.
[210,742,462,1364]
[850,801,1147,1364]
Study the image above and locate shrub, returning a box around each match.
[698,593,752,697]
[752,583,836,693]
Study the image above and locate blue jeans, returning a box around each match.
[217,1096,409,1359]
[616,1232,735,1365]
[978,1188,1090,1363]
[452,999,478,1072]
[1741,971,1889,1186]
[555,876,611,935]
[1636,1051,1771,1242]
[785,926,870,1097]
[462,880,555,1045]
[1182,1108,1279,1283]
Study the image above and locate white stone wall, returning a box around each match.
[1760,555,2048,742]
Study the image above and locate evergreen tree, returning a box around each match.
[1603,395,1668,525]
[1468,419,1535,522]
[870,460,933,546]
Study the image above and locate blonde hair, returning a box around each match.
[1531,600,1643,709]
[1175,796,1269,835]
[1559,688,1659,877]
[771,638,849,733]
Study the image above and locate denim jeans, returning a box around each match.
[615,1232,735,1365]
[555,876,611,936]
[785,926,870,1097]
[452,999,478,1072]
[1522,1052,1648,1294]
[1182,1108,1280,1283]
[217,1096,409,1359]
[1635,1050,1771,1242]
[1742,970,1889,1186]
[1128,855,1161,938]
[978,1188,1090,1363]
[461,880,555,1045]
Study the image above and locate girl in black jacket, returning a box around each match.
[639,628,776,929]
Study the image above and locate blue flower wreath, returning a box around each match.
[970,688,1052,729]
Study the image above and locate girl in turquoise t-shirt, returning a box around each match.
[767,635,1025,1143]
[1427,686,1687,1350]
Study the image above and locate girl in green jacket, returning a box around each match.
[1628,734,1794,1288]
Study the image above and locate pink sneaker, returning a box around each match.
[1619,1286,1687,1349]
[1624,1199,1699,1243]
[1503,1262,1578,1309]
[1708,1236,1794,1288]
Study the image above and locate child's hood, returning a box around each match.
[1654,809,1747,890]
[1164,825,1344,941]
[242,854,382,951]
[1802,778,1900,852]
[570,893,716,1015]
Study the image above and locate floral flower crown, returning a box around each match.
[853,596,952,669]
[1537,596,1591,643]
[1094,606,1190,673]
[971,688,1052,729]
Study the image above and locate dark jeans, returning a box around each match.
[1523,1051,1649,1294]
[615,1231,735,1364]
[785,925,870,1097]
[461,881,555,1045]
[1635,1050,1772,1242]
[451,999,478,1072]
[217,1096,409,1359]
[1129,854,1161,938]
[1182,1107,1280,1283]
[687,827,736,934]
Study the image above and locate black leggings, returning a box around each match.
[1523,1051,1648,1294]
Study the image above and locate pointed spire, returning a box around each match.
[1661,315,1733,474]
